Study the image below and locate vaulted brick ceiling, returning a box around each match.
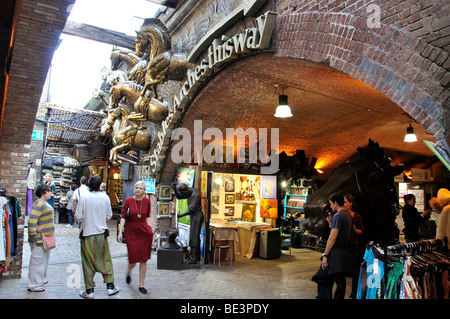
[180,54,436,173]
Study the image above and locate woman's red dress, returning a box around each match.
[121,197,154,264]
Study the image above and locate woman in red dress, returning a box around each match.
[117,181,154,294]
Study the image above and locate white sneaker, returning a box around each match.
[107,286,119,296]
[80,290,94,299]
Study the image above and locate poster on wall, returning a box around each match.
[261,176,276,199]
[176,166,196,188]
[241,204,256,222]
[260,199,278,218]
[176,199,190,225]
[201,170,208,198]
[239,176,261,201]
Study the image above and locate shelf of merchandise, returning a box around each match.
[281,194,308,253]
[283,194,307,218]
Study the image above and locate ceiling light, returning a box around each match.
[404,123,417,142]
[274,86,293,118]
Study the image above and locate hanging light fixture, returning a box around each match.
[274,85,293,118]
[404,123,417,142]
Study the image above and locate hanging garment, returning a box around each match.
[357,246,385,299]
[402,257,422,299]
[0,197,7,263]
[384,260,404,299]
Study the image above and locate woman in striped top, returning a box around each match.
[27,184,55,292]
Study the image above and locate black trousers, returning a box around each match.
[317,274,346,299]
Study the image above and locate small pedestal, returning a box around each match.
[157,247,183,270]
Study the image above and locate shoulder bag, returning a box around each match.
[37,225,56,250]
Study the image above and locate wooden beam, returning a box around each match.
[62,21,136,49]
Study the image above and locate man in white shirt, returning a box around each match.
[75,175,118,299]
[71,176,88,211]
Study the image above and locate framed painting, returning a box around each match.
[261,176,277,199]
[159,185,172,200]
[224,206,234,217]
[241,204,256,222]
[225,193,235,204]
[260,198,278,218]
[157,202,171,218]
[175,166,195,188]
[224,180,235,192]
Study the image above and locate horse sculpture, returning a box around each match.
[303,140,404,246]
[135,18,193,99]
[100,105,159,165]
[109,82,169,123]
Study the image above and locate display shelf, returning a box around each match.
[283,194,308,218]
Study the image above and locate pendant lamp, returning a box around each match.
[404,123,417,142]
[274,87,293,118]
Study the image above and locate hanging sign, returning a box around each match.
[143,178,156,193]
[31,130,44,140]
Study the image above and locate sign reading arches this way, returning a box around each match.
[148,9,278,177]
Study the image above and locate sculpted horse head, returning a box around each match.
[135,18,171,59]
[303,140,404,246]
[134,18,192,99]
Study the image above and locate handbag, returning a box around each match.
[37,226,56,250]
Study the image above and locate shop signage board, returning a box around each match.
[148,10,278,175]
[143,178,156,193]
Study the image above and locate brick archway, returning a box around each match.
[275,2,449,142]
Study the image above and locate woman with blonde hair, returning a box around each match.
[43,173,57,209]
[118,181,153,294]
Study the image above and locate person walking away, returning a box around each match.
[402,194,431,243]
[66,184,77,228]
[117,181,154,294]
[27,184,55,292]
[75,176,118,299]
[320,193,359,299]
[72,176,88,228]
[344,194,365,299]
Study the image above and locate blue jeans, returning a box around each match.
[67,209,74,226]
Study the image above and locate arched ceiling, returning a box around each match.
[178,54,436,175]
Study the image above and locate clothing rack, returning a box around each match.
[385,237,448,257]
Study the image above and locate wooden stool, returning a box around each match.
[214,245,232,267]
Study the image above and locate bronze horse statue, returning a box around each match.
[135,18,193,99]
[100,105,159,165]
[109,82,169,123]
[303,140,404,246]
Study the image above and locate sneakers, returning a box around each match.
[107,285,119,296]
[79,290,94,299]
[80,285,119,298]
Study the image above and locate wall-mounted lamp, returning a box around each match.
[113,173,120,180]
[274,85,293,118]
[404,123,417,142]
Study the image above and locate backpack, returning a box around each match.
[54,155,64,166]
[42,156,53,169]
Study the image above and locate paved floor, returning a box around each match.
[1,221,330,301]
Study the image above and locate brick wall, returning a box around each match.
[0,0,74,279]
[275,0,449,140]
